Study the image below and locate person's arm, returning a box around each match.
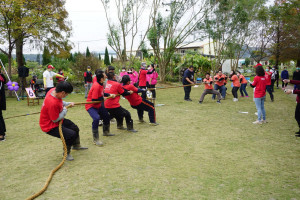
[54,73,64,78]
[52,107,67,122]
[84,72,87,85]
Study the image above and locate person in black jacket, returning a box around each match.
[18,65,29,99]
[0,69,7,141]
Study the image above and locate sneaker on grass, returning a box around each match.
[253,120,262,124]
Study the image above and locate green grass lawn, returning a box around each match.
[1,84,300,200]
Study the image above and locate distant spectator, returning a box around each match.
[281,67,289,88]
[265,66,274,102]
[56,69,65,83]
[43,65,64,96]
[120,67,127,77]
[18,65,29,99]
[292,66,300,90]
[84,66,93,98]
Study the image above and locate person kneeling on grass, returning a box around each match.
[39,81,88,161]
[199,73,221,104]
[86,70,116,147]
[283,79,300,137]
[121,75,158,126]
[249,65,267,124]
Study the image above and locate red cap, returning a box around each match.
[254,63,262,68]
[47,65,54,69]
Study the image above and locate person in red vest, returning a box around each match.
[39,81,88,161]
[199,73,221,104]
[121,75,158,125]
[86,70,116,147]
[265,66,274,102]
[84,66,93,99]
[104,72,137,132]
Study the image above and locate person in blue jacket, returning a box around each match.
[281,67,289,88]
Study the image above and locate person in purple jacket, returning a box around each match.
[283,79,300,137]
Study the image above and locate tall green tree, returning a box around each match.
[86,47,91,57]
[36,54,41,65]
[104,47,110,66]
[98,54,101,60]
[42,46,51,65]
[111,55,113,64]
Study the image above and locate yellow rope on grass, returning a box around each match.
[25,119,67,200]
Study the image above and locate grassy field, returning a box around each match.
[1,84,300,200]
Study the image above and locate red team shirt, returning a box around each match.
[265,71,272,86]
[85,82,104,111]
[104,80,124,108]
[138,69,147,86]
[39,88,63,132]
[231,75,241,87]
[123,84,142,106]
[252,76,267,98]
[203,78,213,90]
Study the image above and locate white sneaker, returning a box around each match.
[253,120,262,124]
[255,112,258,116]
[262,120,267,123]
[233,98,238,102]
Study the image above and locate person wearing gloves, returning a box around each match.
[43,65,64,96]
[283,79,300,137]
[39,81,88,161]
[122,75,158,125]
[199,73,221,104]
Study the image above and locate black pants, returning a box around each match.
[0,110,6,136]
[295,103,300,129]
[132,99,156,123]
[47,119,79,146]
[282,81,288,88]
[184,86,191,100]
[139,86,147,99]
[107,106,132,126]
[232,87,239,98]
[148,84,156,98]
[271,80,275,92]
[266,85,274,101]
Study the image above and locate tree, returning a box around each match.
[86,47,91,57]
[104,47,110,66]
[42,46,51,65]
[101,0,152,66]
[111,55,113,64]
[36,54,41,65]
[0,53,8,65]
[1,0,72,69]
[148,0,209,82]
[98,54,101,60]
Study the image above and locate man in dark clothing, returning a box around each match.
[292,67,300,90]
[283,79,300,137]
[0,70,6,141]
[18,65,29,99]
[182,65,195,101]
[84,66,93,98]
[281,67,289,88]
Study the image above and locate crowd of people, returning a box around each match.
[0,62,299,159]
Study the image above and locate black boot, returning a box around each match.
[127,120,138,132]
[72,135,88,150]
[92,129,104,146]
[138,117,145,123]
[103,124,115,136]
[64,145,74,161]
[117,119,126,130]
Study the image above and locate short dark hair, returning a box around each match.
[256,66,265,76]
[189,65,194,69]
[108,66,115,71]
[231,70,236,75]
[107,72,115,80]
[121,75,131,84]
[55,81,73,93]
[206,72,210,76]
[96,70,105,82]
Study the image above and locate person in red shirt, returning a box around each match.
[237,71,249,97]
[104,72,137,132]
[249,65,267,124]
[39,81,88,161]
[283,79,300,137]
[230,70,241,102]
[199,73,221,104]
[212,70,227,100]
[86,70,116,146]
[265,66,274,102]
[121,75,158,125]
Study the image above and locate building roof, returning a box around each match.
[177,41,211,49]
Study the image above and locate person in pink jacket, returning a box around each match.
[120,67,127,77]
[147,64,158,99]
[128,67,139,86]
